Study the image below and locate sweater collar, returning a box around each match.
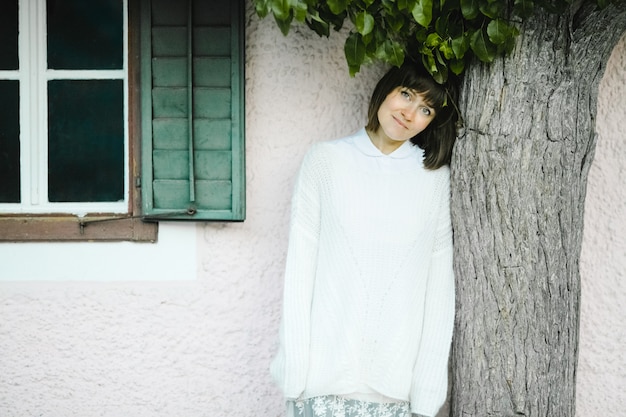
[354,128,419,159]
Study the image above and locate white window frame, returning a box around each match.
[0,0,129,215]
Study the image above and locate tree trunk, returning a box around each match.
[449,3,626,416]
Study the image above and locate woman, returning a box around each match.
[271,60,460,417]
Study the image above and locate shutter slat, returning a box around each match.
[152,58,186,86]
[195,151,232,180]
[152,27,186,56]
[194,119,231,150]
[194,57,231,87]
[194,28,230,56]
[194,88,231,118]
[152,87,187,117]
[153,119,188,149]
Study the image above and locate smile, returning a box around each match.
[392,116,407,129]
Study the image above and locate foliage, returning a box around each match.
[253,0,612,82]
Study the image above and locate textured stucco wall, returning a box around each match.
[0,3,623,417]
[0,2,385,416]
[577,34,626,416]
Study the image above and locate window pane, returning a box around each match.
[48,80,124,202]
[47,0,123,70]
[0,81,20,203]
[0,0,18,70]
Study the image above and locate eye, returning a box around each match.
[420,107,432,116]
[400,90,411,100]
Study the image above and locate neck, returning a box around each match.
[366,128,405,155]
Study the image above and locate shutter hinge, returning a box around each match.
[135,176,141,188]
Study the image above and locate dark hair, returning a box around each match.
[365,61,460,170]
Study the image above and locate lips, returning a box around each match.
[392,115,407,129]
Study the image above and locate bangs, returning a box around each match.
[399,73,447,111]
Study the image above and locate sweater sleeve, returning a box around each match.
[270,145,323,400]
[410,172,455,417]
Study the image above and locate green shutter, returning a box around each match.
[141,0,245,221]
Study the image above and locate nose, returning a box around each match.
[401,104,417,121]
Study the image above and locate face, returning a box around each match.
[375,87,436,143]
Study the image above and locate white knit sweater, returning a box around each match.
[271,129,455,417]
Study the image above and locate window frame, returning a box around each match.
[0,0,158,242]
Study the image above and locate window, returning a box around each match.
[1,0,127,214]
[0,0,245,241]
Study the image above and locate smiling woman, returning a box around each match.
[365,61,459,168]
[270,61,461,417]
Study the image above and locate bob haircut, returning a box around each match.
[366,61,460,170]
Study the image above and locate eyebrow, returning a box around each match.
[403,87,435,104]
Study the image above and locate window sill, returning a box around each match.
[0,215,158,242]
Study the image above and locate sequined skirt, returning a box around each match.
[287,395,411,417]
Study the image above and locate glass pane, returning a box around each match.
[0,81,20,203]
[48,80,124,202]
[47,0,123,70]
[0,0,19,70]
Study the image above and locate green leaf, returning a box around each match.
[322,7,347,31]
[501,30,518,54]
[431,64,448,84]
[381,0,395,14]
[255,0,270,18]
[412,0,433,28]
[422,52,448,83]
[470,27,496,62]
[460,0,479,19]
[274,12,293,35]
[355,11,375,36]
[451,34,470,59]
[479,1,504,18]
[434,48,446,66]
[435,16,448,37]
[439,41,455,60]
[292,1,308,22]
[415,27,429,43]
[385,12,406,32]
[398,0,417,10]
[450,58,465,75]
[425,32,442,47]
[422,53,437,74]
[327,0,348,14]
[271,0,291,21]
[487,19,510,45]
[363,30,375,46]
[306,16,330,37]
[385,40,406,67]
[344,32,366,76]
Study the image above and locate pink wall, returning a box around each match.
[578,34,626,416]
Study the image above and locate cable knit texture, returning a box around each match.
[270,129,455,417]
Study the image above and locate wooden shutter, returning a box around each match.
[140,0,245,221]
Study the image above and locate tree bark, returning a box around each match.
[449,3,626,416]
